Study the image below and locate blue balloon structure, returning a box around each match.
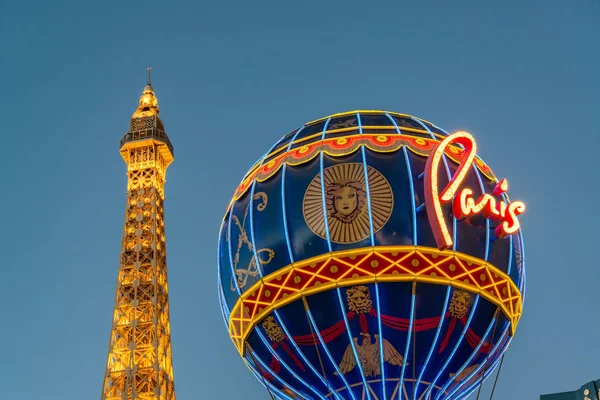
[217,111,526,400]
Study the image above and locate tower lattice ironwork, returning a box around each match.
[101,75,176,400]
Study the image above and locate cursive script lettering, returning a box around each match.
[424,132,526,250]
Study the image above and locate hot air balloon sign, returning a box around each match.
[217,111,527,400]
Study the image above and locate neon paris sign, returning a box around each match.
[424,131,526,250]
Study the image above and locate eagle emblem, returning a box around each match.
[337,332,405,377]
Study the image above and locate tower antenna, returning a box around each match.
[147,67,152,85]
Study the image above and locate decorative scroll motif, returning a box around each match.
[228,246,523,355]
[303,164,393,244]
[229,192,275,292]
[228,134,496,208]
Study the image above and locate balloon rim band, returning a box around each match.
[228,245,523,355]
[227,133,497,213]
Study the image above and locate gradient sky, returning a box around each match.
[1,1,599,399]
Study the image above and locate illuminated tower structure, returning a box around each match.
[101,72,176,400]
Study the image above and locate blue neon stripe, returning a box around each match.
[507,231,514,277]
[281,126,305,264]
[255,328,327,400]
[226,209,242,296]
[518,230,527,302]
[445,324,510,399]
[403,148,418,245]
[413,286,452,400]
[248,180,265,279]
[272,310,342,399]
[472,167,490,261]
[460,354,504,399]
[433,124,450,136]
[245,351,296,400]
[357,112,384,398]
[398,288,416,398]
[452,209,457,251]
[425,295,481,399]
[216,223,230,323]
[241,133,290,182]
[219,277,231,319]
[281,119,356,399]
[246,130,295,281]
[374,283,387,400]
[264,135,290,160]
[386,113,418,245]
[304,302,357,400]
[280,165,294,261]
[357,113,376,246]
[501,191,514,280]
[451,337,511,400]
[411,117,458,251]
[217,278,231,321]
[336,287,372,400]
[438,316,498,399]
[224,131,289,323]
[319,118,333,253]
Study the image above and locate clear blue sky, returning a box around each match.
[1,1,598,399]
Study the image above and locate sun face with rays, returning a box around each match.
[303,163,393,244]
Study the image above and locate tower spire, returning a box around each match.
[132,70,159,119]
[101,76,176,400]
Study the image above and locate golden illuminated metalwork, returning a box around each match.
[101,76,176,400]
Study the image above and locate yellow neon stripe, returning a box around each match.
[226,133,497,216]
[227,246,522,355]
[255,124,437,170]
[305,110,414,125]
[304,110,437,130]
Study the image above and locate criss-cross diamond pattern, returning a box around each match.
[229,246,522,354]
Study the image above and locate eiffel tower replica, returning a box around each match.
[101,70,176,400]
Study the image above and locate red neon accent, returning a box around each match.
[424,132,526,249]
[292,319,347,345]
[359,314,368,333]
[280,340,306,371]
[373,309,441,331]
[493,179,508,196]
[439,317,457,353]
[454,191,505,222]
[495,201,526,238]
[266,353,280,381]
[461,317,491,354]
[288,308,490,355]
[424,132,477,249]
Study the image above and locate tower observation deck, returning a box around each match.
[101,73,176,400]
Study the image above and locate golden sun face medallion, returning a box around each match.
[303,163,393,244]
